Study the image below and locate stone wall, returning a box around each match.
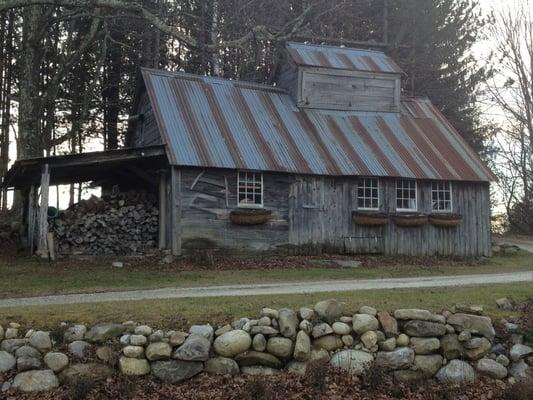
[0,300,532,393]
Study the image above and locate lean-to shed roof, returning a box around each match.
[141,68,495,182]
[285,42,404,74]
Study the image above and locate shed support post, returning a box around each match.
[27,185,37,254]
[158,171,167,249]
[170,166,181,256]
[36,164,50,258]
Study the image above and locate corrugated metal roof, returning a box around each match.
[142,68,495,182]
[285,42,404,74]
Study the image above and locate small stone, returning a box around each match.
[403,320,446,337]
[9,323,21,329]
[0,325,3,340]
[361,331,378,349]
[477,358,508,379]
[252,334,267,352]
[267,337,293,359]
[189,325,214,342]
[149,330,164,342]
[394,309,434,321]
[123,346,144,358]
[445,324,455,334]
[510,344,533,362]
[64,325,87,343]
[213,330,252,358]
[359,306,377,316]
[174,334,211,361]
[396,334,410,347]
[119,335,130,346]
[96,346,115,363]
[496,298,513,310]
[85,323,125,343]
[0,351,16,372]
[458,330,471,342]
[410,337,440,355]
[352,314,379,334]
[134,325,152,336]
[312,335,343,351]
[440,334,464,360]
[446,313,495,340]
[436,359,475,384]
[250,326,279,336]
[379,338,396,351]
[241,366,277,375]
[342,335,354,347]
[129,334,147,346]
[28,331,51,352]
[299,320,313,335]
[12,370,59,392]
[1,339,29,353]
[5,328,18,339]
[414,354,443,377]
[15,346,41,359]
[17,356,42,371]
[205,357,239,375]
[294,331,311,361]
[340,316,353,323]
[377,311,398,338]
[146,342,172,361]
[464,337,491,361]
[332,322,351,335]
[231,318,250,330]
[215,325,232,336]
[169,331,187,346]
[44,352,69,372]
[261,308,279,319]
[68,341,92,359]
[330,350,374,375]
[509,360,532,379]
[299,307,314,320]
[234,351,283,368]
[496,354,510,367]
[278,308,299,338]
[58,363,113,385]
[119,356,150,376]
[286,360,307,375]
[312,323,333,338]
[112,261,124,268]
[314,299,343,323]
[376,347,415,370]
[310,348,330,364]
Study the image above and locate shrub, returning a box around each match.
[508,199,533,235]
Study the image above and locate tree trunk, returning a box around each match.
[103,30,122,150]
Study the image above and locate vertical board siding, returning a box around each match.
[171,167,490,257]
[133,92,162,147]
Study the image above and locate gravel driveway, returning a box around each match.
[0,271,531,308]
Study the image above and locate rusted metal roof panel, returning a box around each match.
[142,69,495,182]
[286,42,404,74]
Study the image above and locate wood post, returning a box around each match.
[158,171,167,249]
[27,185,37,254]
[170,166,181,256]
[36,164,50,258]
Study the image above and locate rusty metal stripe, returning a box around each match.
[259,92,313,174]
[286,47,306,65]
[171,80,212,166]
[294,112,342,175]
[336,53,358,70]
[312,50,334,68]
[200,81,245,169]
[348,116,400,176]
[361,55,383,73]
[375,117,426,178]
[416,118,479,181]
[326,116,372,176]
[399,116,460,180]
[230,88,283,171]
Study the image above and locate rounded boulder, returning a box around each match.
[213,330,252,358]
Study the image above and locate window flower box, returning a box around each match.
[229,209,272,225]
[392,213,428,227]
[429,213,462,227]
[352,211,389,226]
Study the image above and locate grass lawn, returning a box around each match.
[1,250,532,298]
[1,282,531,329]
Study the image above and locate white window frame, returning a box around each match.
[431,181,453,212]
[357,178,380,210]
[237,171,264,208]
[396,179,417,212]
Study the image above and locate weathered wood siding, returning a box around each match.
[131,91,161,147]
[171,168,290,254]
[289,176,491,257]
[166,167,491,257]
[298,68,401,112]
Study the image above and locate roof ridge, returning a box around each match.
[286,41,387,55]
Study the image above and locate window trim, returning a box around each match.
[396,179,418,212]
[357,177,380,211]
[431,181,453,212]
[237,171,264,209]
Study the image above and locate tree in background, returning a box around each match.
[0,0,494,210]
[487,1,533,234]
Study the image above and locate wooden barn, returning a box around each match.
[3,42,496,258]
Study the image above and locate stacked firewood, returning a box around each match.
[52,191,159,255]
